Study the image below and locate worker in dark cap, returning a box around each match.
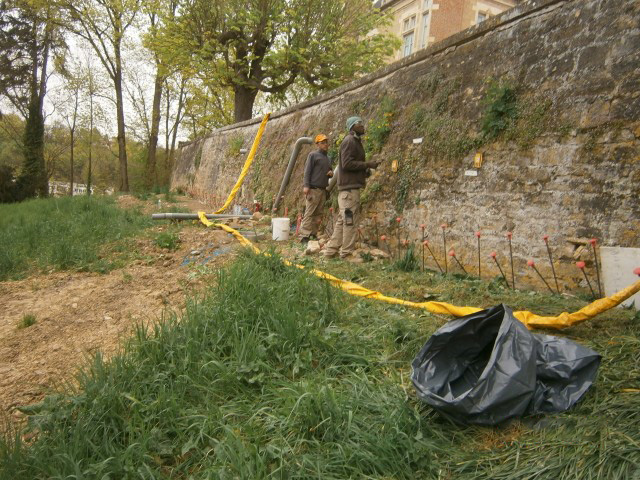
[323,116,380,259]
[299,133,333,243]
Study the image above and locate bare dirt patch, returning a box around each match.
[0,208,249,425]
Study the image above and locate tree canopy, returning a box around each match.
[161,0,399,122]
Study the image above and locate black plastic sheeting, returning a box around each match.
[411,304,601,425]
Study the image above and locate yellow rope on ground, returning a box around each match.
[196,214,640,330]
[213,113,270,214]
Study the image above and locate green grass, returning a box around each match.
[393,244,419,272]
[153,230,181,251]
[0,196,153,280]
[0,250,638,479]
[16,314,36,329]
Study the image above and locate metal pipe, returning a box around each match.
[327,164,340,192]
[152,213,252,220]
[272,136,313,212]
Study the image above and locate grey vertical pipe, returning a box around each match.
[327,164,340,192]
[272,137,313,211]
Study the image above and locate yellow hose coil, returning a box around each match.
[213,113,270,214]
[196,213,640,330]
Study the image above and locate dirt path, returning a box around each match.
[0,196,252,425]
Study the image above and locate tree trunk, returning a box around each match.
[233,85,258,122]
[19,19,47,199]
[168,80,186,174]
[145,69,164,190]
[114,67,129,192]
[87,95,93,196]
[20,98,46,198]
[69,129,74,195]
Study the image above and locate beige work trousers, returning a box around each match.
[299,188,325,237]
[324,189,360,257]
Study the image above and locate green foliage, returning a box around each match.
[193,146,202,170]
[164,191,177,203]
[418,72,444,96]
[393,243,419,271]
[154,231,180,251]
[0,196,153,280]
[365,96,395,155]
[1,250,638,478]
[480,80,518,141]
[412,78,481,163]
[227,134,244,157]
[17,314,36,329]
[162,0,400,121]
[18,99,48,200]
[360,251,374,262]
[0,166,20,203]
[360,181,382,205]
[394,157,420,213]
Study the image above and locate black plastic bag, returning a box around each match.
[411,304,601,425]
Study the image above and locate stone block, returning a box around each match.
[304,241,321,255]
[600,246,640,308]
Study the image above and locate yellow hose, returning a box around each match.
[196,214,640,330]
[213,113,270,214]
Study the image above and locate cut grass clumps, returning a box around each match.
[0,196,152,280]
[17,314,36,329]
[1,250,638,479]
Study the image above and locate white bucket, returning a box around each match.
[271,217,290,241]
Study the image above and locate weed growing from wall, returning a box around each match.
[227,134,245,157]
[410,77,481,162]
[328,134,345,163]
[360,181,382,205]
[193,146,203,170]
[365,96,395,155]
[393,155,421,213]
[480,79,518,141]
[495,92,573,149]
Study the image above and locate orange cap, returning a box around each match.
[315,134,328,143]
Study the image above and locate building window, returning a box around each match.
[423,0,432,10]
[476,11,488,24]
[403,31,414,57]
[421,12,430,48]
[403,15,416,32]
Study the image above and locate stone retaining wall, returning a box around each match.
[172,0,639,291]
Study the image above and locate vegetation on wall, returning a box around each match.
[193,146,202,170]
[411,75,482,163]
[360,181,382,205]
[480,79,518,141]
[394,155,420,213]
[365,96,395,155]
[227,134,245,157]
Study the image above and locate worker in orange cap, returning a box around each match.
[299,133,333,243]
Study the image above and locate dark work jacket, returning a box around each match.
[337,133,369,191]
[303,150,331,188]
